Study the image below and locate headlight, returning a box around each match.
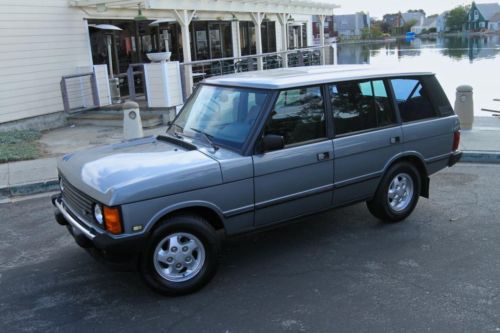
[94,204,104,225]
[59,178,64,192]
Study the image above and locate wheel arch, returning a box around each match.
[146,201,226,235]
[382,152,430,198]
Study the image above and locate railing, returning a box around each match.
[179,44,337,100]
[60,72,99,114]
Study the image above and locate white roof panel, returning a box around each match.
[204,65,434,89]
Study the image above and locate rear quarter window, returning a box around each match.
[390,77,437,122]
[420,75,454,117]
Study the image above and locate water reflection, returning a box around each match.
[336,35,500,115]
[338,35,500,64]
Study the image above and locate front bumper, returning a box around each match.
[448,151,463,167]
[52,194,147,256]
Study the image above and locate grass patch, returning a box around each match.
[0,130,42,163]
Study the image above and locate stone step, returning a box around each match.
[67,111,164,128]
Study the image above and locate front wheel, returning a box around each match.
[139,214,220,296]
[367,162,421,223]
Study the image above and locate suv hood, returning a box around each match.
[58,136,222,205]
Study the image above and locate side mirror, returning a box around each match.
[262,134,284,152]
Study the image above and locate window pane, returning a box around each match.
[390,78,436,122]
[330,81,377,135]
[265,87,326,146]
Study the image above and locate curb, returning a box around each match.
[0,179,59,201]
[460,151,500,164]
[1,151,499,201]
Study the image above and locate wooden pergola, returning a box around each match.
[70,0,338,93]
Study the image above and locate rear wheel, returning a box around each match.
[367,162,421,223]
[139,214,219,296]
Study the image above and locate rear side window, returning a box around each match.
[329,80,396,136]
[390,78,437,122]
[420,75,454,116]
[265,86,326,146]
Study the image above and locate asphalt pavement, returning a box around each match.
[1,163,500,332]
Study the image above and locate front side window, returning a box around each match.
[171,85,270,150]
[329,79,396,136]
[390,78,436,122]
[264,86,326,146]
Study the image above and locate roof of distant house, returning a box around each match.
[402,12,425,24]
[476,3,500,20]
[423,16,437,27]
[489,12,500,22]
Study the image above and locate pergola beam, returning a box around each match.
[71,0,338,16]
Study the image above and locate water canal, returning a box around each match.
[337,35,500,116]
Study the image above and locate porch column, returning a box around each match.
[173,9,196,96]
[231,20,241,58]
[277,13,289,68]
[318,15,326,65]
[251,12,264,71]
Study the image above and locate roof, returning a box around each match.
[423,17,437,28]
[402,12,425,25]
[71,0,339,16]
[476,3,500,20]
[489,12,500,22]
[204,66,434,89]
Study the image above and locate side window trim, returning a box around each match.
[321,83,335,139]
[385,77,403,124]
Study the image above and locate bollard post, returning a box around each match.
[123,101,143,140]
[454,85,474,130]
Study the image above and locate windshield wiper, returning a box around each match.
[190,127,219,151]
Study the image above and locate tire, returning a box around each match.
[367,162,421,223]
[139,214,220,296]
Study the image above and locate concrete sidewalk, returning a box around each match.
[1,116,500,201]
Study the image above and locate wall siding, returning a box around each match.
[0,0,91,124]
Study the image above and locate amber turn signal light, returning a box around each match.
[103,206,123,234]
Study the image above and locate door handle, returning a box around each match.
[317,152,330,161]
[390,136,401,144]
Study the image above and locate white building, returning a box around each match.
[333,12,370,38]
[0,0,337,129]
[436,11,450,33]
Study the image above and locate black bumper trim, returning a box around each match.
[52,194,148,255]
[448,151,463,167]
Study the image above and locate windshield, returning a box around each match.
[169,85,270,150]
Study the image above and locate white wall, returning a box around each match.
[0,0,91,123]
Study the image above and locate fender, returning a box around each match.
[144,200,226,233]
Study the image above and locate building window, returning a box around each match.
[240,21,276,56]
[261,21,276,53]
[240,21,257,56]
[191,21,233,61]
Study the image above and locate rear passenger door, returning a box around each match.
[330,79,402,206]
[390,76,455,174]
[253,86,334,226]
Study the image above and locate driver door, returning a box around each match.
[252,86,334,226]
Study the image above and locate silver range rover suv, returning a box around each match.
[53,66,462,295]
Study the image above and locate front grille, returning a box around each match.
[61,178,95,225]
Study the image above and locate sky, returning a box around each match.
[330,0,488,19]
